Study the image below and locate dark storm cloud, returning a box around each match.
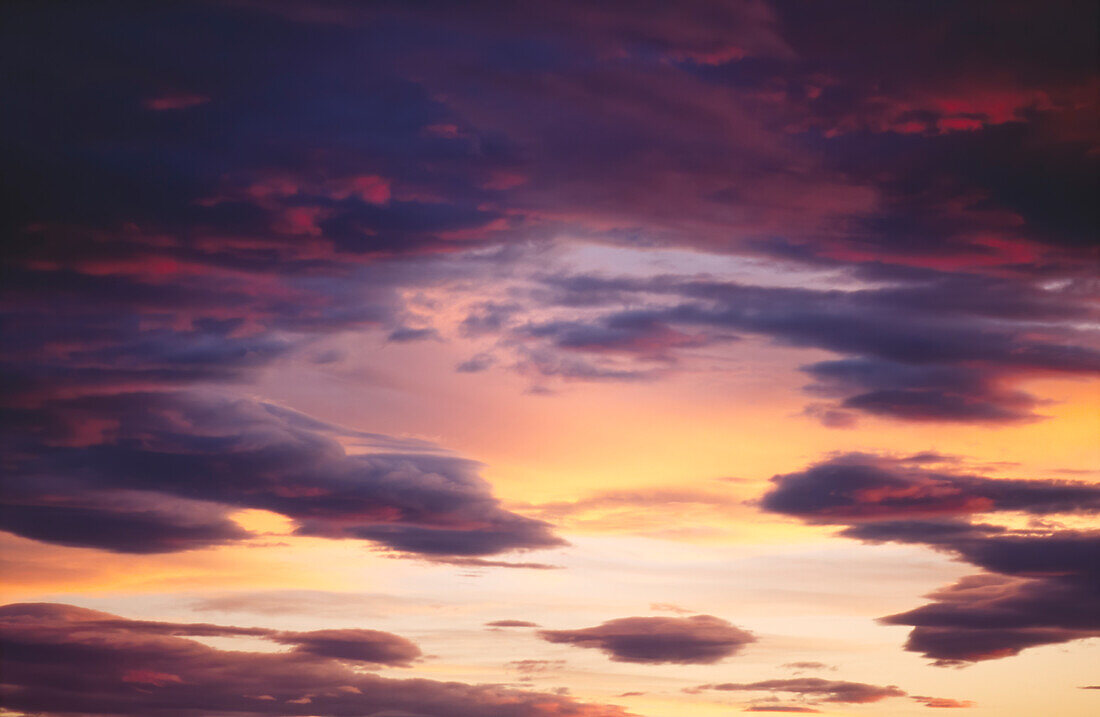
[1,391,564,557]
[0,602,628,717]
[760,453,1100,664]
[540,615,756,664]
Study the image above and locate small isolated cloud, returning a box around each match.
[486,620,541,628]
[781,662,837,672]
[421,556,561,570]
[456,352,497,373]
[506,659,567,681]
[540,615,756,664]
[701,678,905,704]
[912,695,977,708]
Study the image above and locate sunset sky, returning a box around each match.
[1,2,1098,716]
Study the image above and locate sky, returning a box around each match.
[1,1,1098,716]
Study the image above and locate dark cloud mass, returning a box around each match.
[761,453,1100,521]
[0,2,1094,714]
[880,572,1100,665]
[762,453,1100,664]
[1,391,563,557]
[501,271,1100,423]
[273,629,421,666]
[0,603,626,717]
[540,615,756,664]
[0,0,1095,560]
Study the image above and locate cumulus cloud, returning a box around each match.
[540,615,756,664]
[0,603,627,717]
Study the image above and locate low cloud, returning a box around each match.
[497,272,1100,424]
[0,602,628,717]
[761,453,1100,522]
[912,696,977,708]
[701,678,905,704]
[695,677,970,709]
[540,615,756,664]
[2,391,564,558]
[761,453,1100,664]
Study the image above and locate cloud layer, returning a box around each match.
[1,0,1096,562]
[481,271,1100,424]
[2,391,563,557]
[0,602,627,717]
